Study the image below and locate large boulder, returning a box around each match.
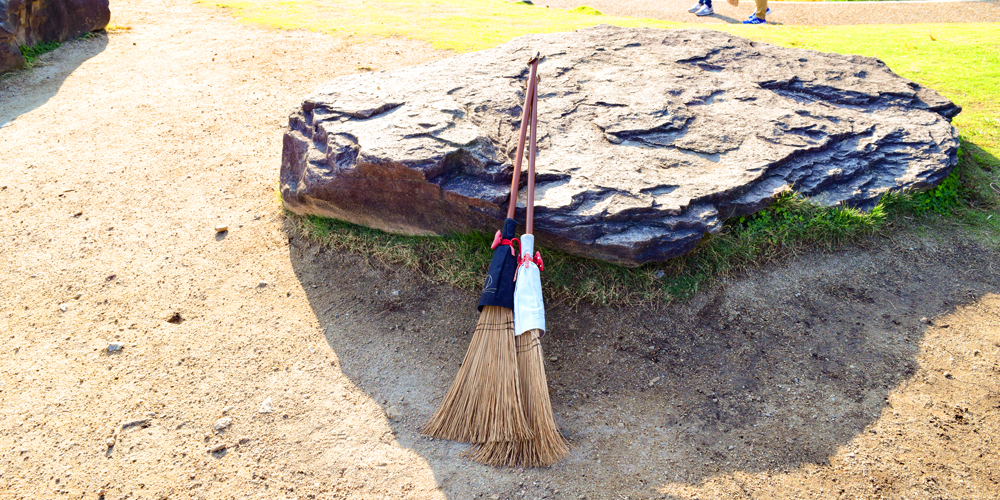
[1,0,110,72]
[281,25,960,266]
[0,0,24,70]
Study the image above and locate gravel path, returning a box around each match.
[541,0,1000,24]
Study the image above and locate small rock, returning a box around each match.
[222,406,234,414]
[121,419,151,430]
[648,376,661,387]
[214,225,228,233]
[549,356,559,362]
[214,417,232,432]
[257,281,269,288]
[209,443,226,453]
[920,317,932,325]
[106,438,115,448]
[385,406,401,421]
[392,290,400,296]
[107,342,125,353]
[58,303,69,312]
[653,270,664,279]
[944,372,953,379]
[258,397,273,414]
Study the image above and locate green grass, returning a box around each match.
[200,0,679,52]
[244,1,1000,304]
[18,40,62,65]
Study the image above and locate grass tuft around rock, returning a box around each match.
[18,41,62,65]
[290,143,998,307]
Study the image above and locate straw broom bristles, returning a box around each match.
[422,305,533,444]
[469,329,569,467]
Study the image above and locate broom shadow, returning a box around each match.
[285,216,1000,499]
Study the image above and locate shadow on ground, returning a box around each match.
[0,33,108,124]
[286,216,1000,499]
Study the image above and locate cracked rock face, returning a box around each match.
[281,25,960,266]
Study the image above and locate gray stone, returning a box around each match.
[106,342,124,352]
[214,417,232,432]
[385,405,401,421]
[258,396,273,414]
[1,0,110,73]
[281,25,960,266]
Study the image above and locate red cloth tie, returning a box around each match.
[514,251,543,281]
[490,230,520,257]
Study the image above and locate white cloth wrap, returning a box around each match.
[513,234,545,337]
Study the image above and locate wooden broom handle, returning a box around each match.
[526,68,538,236]
[506,54,540,220]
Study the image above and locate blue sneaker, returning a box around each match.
[743,14,766,24]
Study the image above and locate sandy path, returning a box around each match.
[1,1,449,498]
[2,1,1000,499]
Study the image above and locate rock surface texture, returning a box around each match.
[281,26,960,266]
[1,0,110,72]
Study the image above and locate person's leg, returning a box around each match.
[754,0,767,20]
[704,0,712,8]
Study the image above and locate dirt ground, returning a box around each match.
[2,0,999,498]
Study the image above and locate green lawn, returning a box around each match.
[214,0,1000,304]
[203,0,679,53]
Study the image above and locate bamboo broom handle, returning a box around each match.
[506,54,540,220]
[526,68,539,236]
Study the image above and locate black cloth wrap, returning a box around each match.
[477,218,518,312]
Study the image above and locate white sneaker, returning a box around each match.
[688,2,703,13]
[695,4,714,15]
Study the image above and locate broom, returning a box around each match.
[422,54,541,445]
[471,63,569,467]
